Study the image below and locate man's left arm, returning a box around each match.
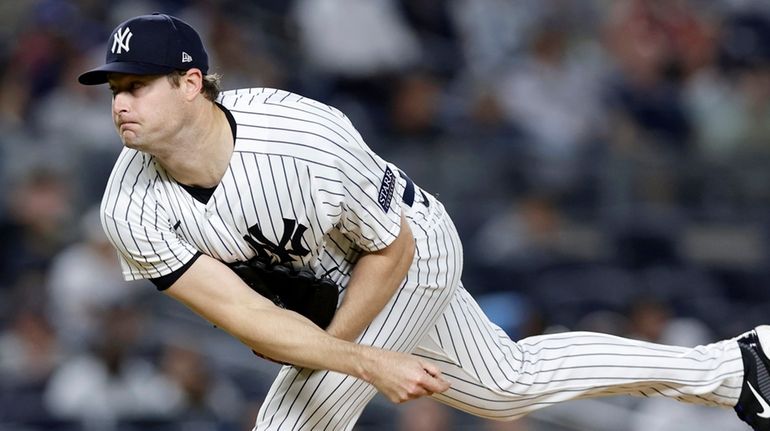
[326,213,415,342]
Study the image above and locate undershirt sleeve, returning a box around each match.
[150,251,203,291]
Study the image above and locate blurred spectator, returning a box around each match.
[46,206,143,349]
[0,0,83,127]
[470,191,587,271]
[205,10,287,90]
[159,341,246,426]
[685,9,770,158]
[602,0,716,153]
[291,0,422,131]
[43,302,179,429]
[396,0,462,77]
[687,65,770,157]
[0,307,61,387]
[292,0,420,79]
[625,295,672,342]
[495,16,609,191]
[467,190,611,302]
[387,71,445,140]
[31,52,115,146]
[0,307,62,425]
[448,0,534,79]
[0,167,74,292]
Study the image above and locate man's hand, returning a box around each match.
[362,350,451,403]
[165,254,448,400]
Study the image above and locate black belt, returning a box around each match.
[399,170,428,208]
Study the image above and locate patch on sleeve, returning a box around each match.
[378,167,396,212]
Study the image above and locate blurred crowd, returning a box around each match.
[2,0,770,430]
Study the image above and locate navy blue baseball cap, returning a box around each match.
[78,13,208,85]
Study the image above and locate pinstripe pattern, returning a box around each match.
[101,88,403,287]
[99,87,747,430]
[255,187,461,431]
[416,291,744,421]
[255,203,744,430]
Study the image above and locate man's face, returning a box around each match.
[107,73,183,151]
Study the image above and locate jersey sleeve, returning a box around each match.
[100,150,199,281]
[309,116,403,252]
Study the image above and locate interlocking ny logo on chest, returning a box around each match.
[244,219,310,263]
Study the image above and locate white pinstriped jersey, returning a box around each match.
[100,87,746,431]
[101,87,407,285]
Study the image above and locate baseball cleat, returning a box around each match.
[735,326,770,430]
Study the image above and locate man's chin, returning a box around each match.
[120,135,142,150]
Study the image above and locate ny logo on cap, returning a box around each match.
[111,27,133,54]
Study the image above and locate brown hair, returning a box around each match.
[167,70,222,101]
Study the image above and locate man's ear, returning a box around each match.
[182,68,204,100]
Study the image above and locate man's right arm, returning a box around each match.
[163,253,450,403]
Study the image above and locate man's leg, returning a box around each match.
[414,286,745,421]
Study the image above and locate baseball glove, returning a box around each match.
[228,258,339,329]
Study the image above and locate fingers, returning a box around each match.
[422,361,441,377]
[389,384,437,404]
[421,361,451,393]
[421,373,450,394]
[372,353,451,403]
[382,369,451,404]
[423,378,450,393]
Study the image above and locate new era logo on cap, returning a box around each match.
[78,13,208,85]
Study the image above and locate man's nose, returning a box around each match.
[112,92,130,115]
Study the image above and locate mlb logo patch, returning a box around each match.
[378,167,396,212]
